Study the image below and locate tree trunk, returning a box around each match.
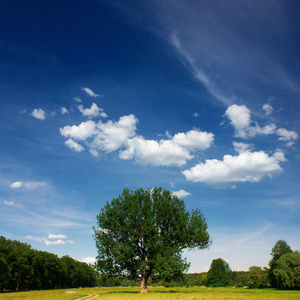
[140,276,148,293]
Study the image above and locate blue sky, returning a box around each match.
[1,0,300,271]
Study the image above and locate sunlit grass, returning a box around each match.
[0,286,299,299]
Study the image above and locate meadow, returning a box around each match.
[0,286,299,300]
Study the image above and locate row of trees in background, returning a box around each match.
[193,240,299,289]
[95,240,300,290]
[0,236,96,292]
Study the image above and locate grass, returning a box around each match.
[0,286,299,299]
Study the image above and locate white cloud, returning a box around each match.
[120,129,214,166]
[31,108,46,120]
[61,107,69,114]
[91,114,138,152]
[172,129,214,151]
[262,103,273,115]
[233,142,252,154]
[4,200,22,207]
[10,181,46,189]
[65,139,85,152]
[81,87,99,98]
[10,181,23,188]
[193,113,199,117]
[25,235,43,242]
[81,257,96,264]
[182,149,286,186]
[120,135,193,166]
[172,189,192,198]
[67,240,75,244]
[225,104,251,138]
[24,182,46,189]
[74,97,82,103]
[78,103,107,118]
[276,128,298,146]
[48,234,67,239]
[225,104,297,146]
[60,120,96,140]
[44,239,66,246]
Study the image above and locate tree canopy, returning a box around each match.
[206,258,233,287]
[93,187,211,293]
[273,251,300,289]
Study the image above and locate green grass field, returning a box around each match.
[0,286,299,300]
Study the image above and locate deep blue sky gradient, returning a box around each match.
[1,0,299,271]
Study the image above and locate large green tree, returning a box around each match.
[273,251,300,289]
[93,187,211,293]
[269,240,293,287]
[206,258,233,287]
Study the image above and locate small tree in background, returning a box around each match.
[206,258,233,287]
[93,187,211,293]
[269,240,292,287]
[248,266,268,288]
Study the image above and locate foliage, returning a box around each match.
[206,258,233,287]
[272,251,300,289]
[0,236,96,292]
[93,187,211,292]
[248,266,268,288]
[268,240,293,287]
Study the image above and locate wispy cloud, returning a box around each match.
[171,34,231,106]
[81,87,100,98]
[4,200,22,207]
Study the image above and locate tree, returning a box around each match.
[248,266,268,288]
[93,187,211,293]
[269,240,292,287]
[206,258,233,287]
[272,251,300,289]
[271,240,292,261]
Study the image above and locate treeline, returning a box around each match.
[95,240,300,290]
[0,236,96,292]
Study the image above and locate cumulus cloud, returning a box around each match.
[81,87,99,98]
[91,114,138,152]
[81,257,96,264]
[225,104,297,146]
[26,234,72,246]
[120,129,214,166]
[60,120,96,140]
[276,128,298,146]
[78,103,107,118]
[48,234,67,239]
[262,103,273,115]
[225,104,251,138]
[65,139,85,152]
[172,190,192,198]
[182,148,286,186]
[119,135,193,166]
[60,113,214,166]
[44,239,66,246]
[10,181,23,188]
[4,200,22,207]
[61,107,69,114]
[31,108,46,120]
